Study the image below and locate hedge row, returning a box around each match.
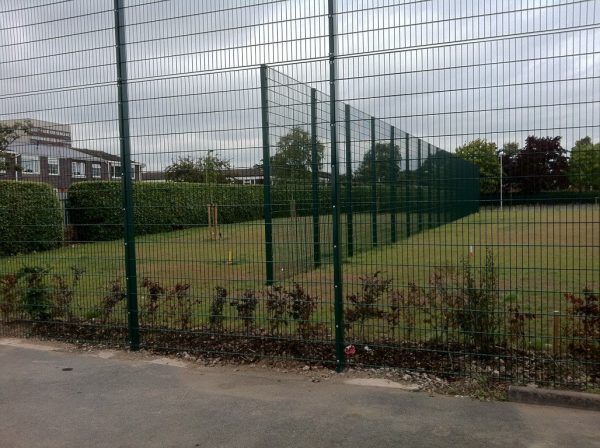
[0,181,63,255]
[68,182,264,241]
[67,181,454,242]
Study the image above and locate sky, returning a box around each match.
[1,0,599,171]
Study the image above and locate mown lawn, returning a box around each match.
[1,204,598,343]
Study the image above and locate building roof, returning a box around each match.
[71,147,121,162]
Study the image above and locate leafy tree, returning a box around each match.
[354,142,402,184]
[510,136,569,194]
[455,139,500,194]
[569,137,600,191]
[165,152,231,184]
[0,120,30,172]
[499,142,520,193]
[270,128,324,183]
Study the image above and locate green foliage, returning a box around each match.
[0,181,63,255]
[569,137,600,192]
[456,139,500,194]
[0,274,19,321]
[166,283,195,330]
[165,153,232,184]
[265,285,288,335]
[354,142,403,184]
[209,286,228,330]
[345,272,392,342]
[230,289,258,331]
[17,266,53,321]
[98,279,127,324]
[68,182,263,241]
[270,128,324,184]
[51,267,85,320]
[0,120,30,172]
[564,289,599,359]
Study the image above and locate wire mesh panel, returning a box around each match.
[0,0,598,388]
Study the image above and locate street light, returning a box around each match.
[497,148,504,211]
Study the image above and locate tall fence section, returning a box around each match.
[0,1,598,387]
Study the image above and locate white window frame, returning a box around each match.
[48,158,60,176]
[0,156,6,174]
[91,163,101,179]
[71,161,86,178]
[110,162,135,180]
[21,156,40,175]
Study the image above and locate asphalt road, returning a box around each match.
[0,338,598,448]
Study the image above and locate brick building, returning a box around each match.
[0,119,142,192]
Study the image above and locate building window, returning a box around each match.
[110,163,122,179]
[48,158,59,176]
[0,157,6,174]
[72,161,86,178]
[21,156,40,174]
[110,163,136,180]
[92,163,101,178]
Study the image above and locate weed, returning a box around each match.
[507,302,535,350]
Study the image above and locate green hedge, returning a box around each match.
[0,181,63,255]
[68,181,459,241]
[68,182,264,241]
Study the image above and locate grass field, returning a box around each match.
[1,204,598,342]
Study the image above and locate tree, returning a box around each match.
[569,137,600,191]
[165,152,231,184]
[455,139,500,194]
[510,136,569,194]
[0,120,30,172]
[354,142,402,184]
[270,128,324,183]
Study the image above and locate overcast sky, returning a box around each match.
[1,0,599,170]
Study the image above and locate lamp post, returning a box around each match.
[497,148,504,211]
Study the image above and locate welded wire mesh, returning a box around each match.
[0,0,599,387]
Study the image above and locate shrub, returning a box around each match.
[68,182,263,241]
[230,289,258,331]
[51,267,85,320]
[265,285,288,335]
[98,279,127,324]
[387,283,425,341]
[564,289,599,358]
[140,278,166,327]
[0,273,19,321]
[0,181,63,255]
[209,286,228,330]
[345,272,391,342]
[17,266,53,321]
[286,283,318,339]
[166,283,194,330]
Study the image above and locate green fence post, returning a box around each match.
[328,0,345,372]
[370,116,378,247]
[311,88,321,268]
[260,64,274,286]
[114,0,139,351]
[436,148,442,227]
[405,135,411,238]
[427,143,433,228]
[390,127,397,243]
[417,139,423,232]
[345,104,354,257]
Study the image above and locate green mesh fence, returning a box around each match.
[0,0,598,388]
